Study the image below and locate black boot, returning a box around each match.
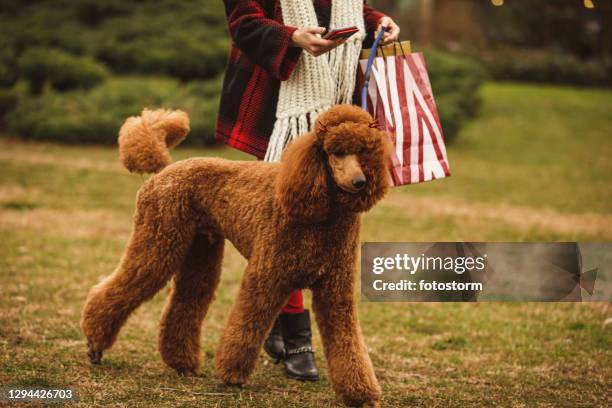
[263,317,284,363]
[279,310,319,381]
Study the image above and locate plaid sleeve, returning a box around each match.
[363,1,386,34]
[224,0,302,81]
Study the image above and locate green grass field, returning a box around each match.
[1,82,611,407]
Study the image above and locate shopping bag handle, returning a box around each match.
[361,26,387,111]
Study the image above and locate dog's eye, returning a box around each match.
[332,152,346,158]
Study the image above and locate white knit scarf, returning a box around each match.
[264,0,365,162]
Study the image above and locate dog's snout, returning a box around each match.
[352,178,367,190]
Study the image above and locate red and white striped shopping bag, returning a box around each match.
[360,41,450,186]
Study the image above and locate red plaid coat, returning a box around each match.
[217,0,385,159]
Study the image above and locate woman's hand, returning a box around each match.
[375,16,400,45]
[291,27,346,57]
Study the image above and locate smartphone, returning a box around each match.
[324,26,359,40]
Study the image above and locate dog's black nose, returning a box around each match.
[352,178,367,190]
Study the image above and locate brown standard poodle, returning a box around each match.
[80,104,392,407]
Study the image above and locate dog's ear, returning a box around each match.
[275,131,330,223]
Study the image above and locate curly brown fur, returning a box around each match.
[81,104,392,407]
[118,108,190,174]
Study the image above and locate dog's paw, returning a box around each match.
[342,394,381,408]
[215,351,252,387]
[87,347,103,364]
[176,367,200,377]
[219,371,246,387]
[86,340,103,364]
[218,371,246,388]
[223,381,244,388]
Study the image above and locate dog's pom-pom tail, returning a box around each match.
[118,109,190,174]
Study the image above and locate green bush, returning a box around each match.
[90,1,229,80]
[0,45,18,88]
[18,48,109,95]
[6,77,220,145]
[479,49,610,87]
[424,50,488,142]
[2,0,229,81]
[5,50,484,146]
[0,88,18,118]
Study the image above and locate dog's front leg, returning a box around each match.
[215,260,289,386]
[312,267,381,407]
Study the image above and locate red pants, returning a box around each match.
[282,290,304,314]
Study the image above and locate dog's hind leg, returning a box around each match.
[80,214,195,364]
[159,233,223,376]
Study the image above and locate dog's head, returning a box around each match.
[276,105,392,223]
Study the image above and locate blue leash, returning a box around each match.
[361,27,387,111]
